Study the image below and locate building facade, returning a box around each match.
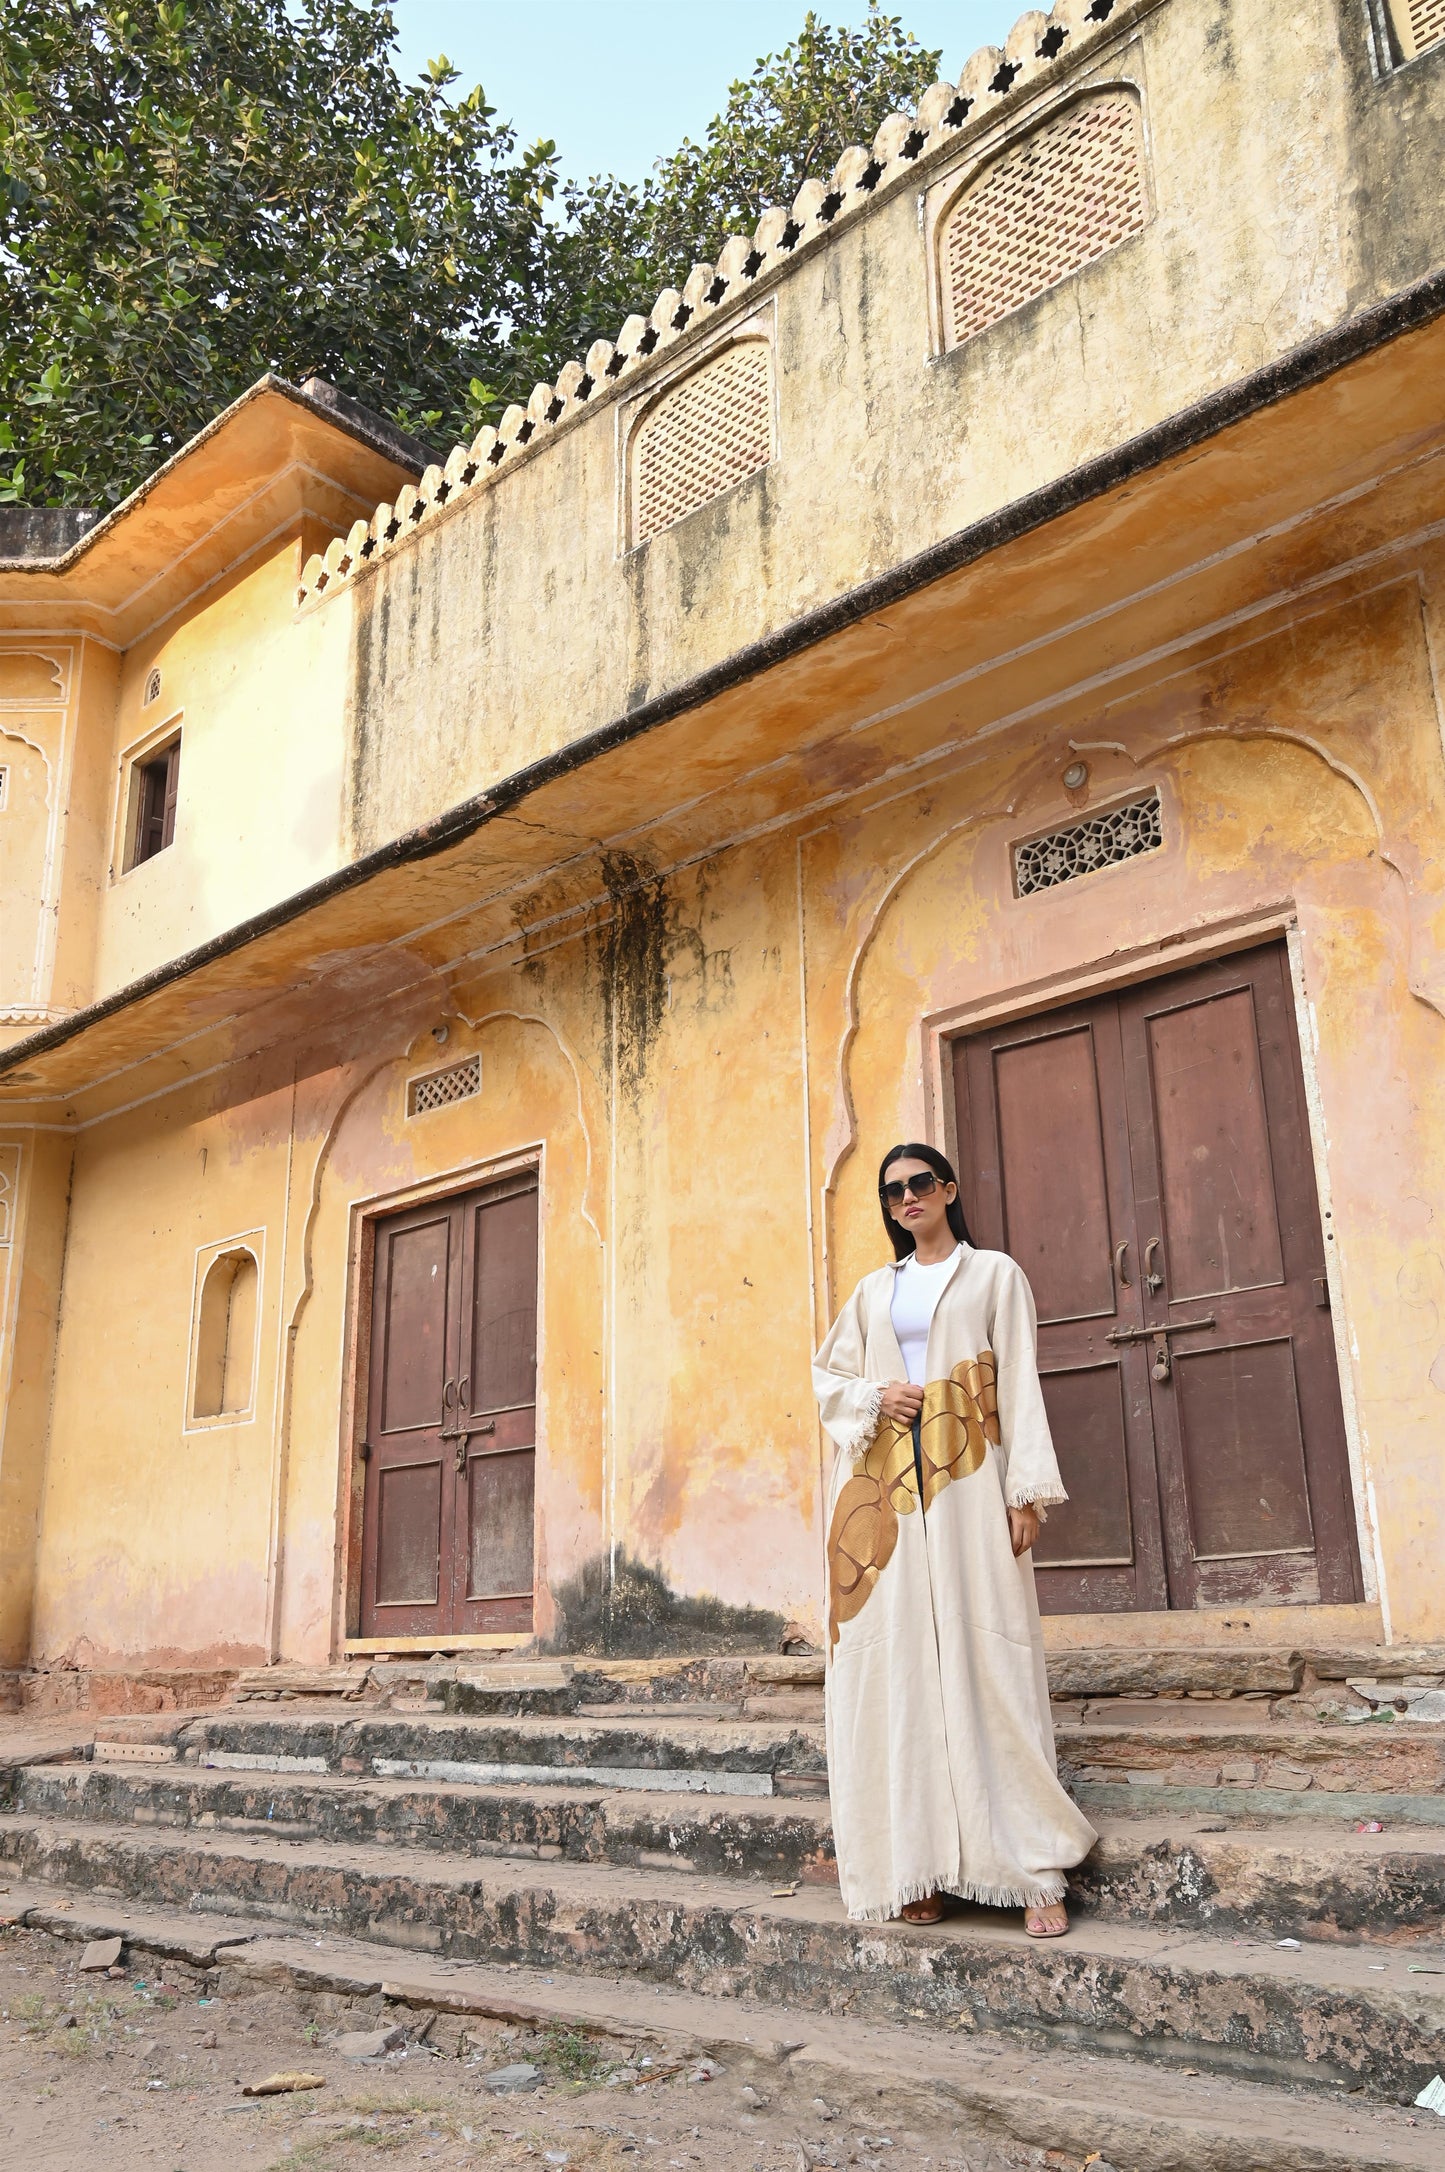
[1,0,1443,1675]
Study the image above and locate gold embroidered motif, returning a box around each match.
[827,1351,1000,1647]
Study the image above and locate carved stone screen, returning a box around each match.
[633,341,773,544]
[1012,789,1163,897]
[1390,0,1445,55]
[408,1053,481,1117]
[943,91,1148,347]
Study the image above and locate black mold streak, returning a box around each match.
[544,1550,787,1657]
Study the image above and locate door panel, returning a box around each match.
[359,1175,539,1641]
[955,940,1361,1612]
[1146,987,1285,1300]
[454,1180,538,1632]
[466,1447,537,1601]
[958,999,1168,1613]
[1034,1363,1134,1567]
[375,1461,445,1605]
[358,1202,460,1640]
[379,1218,452,1430]
[994,1027,1115,1322]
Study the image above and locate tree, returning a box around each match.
[0,0,557,507]
[512,8,942,393]
[0,2,942,510]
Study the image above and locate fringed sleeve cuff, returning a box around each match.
[840,1382,887,1467]
[1004,1477,1069,1522]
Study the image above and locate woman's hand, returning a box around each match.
[879,1380,924,1426]
[1008,1504,1040,1557]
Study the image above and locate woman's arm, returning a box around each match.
[812,1282,891,1463]
[991,1260,1069,1518]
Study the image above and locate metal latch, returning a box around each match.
[1105,1315,1216,1383]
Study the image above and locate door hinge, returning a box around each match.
[1314,1276,1331,1310]
[358,1440,372,1463]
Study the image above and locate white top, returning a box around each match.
[888,1247,962,1384]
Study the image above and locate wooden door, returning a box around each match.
[358,1175,538,1640]
[955,942,1361,1612]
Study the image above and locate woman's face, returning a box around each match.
[883,1157,957,1245]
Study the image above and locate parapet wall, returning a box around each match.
[311,0,1444,854]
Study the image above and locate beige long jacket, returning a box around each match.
[812,1244,1095,1922]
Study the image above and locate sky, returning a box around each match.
[391,3,1020,187]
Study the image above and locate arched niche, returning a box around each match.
[192,1248,259,1420]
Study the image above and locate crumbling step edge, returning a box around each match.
[2,1882,1439,2172]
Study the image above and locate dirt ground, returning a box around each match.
[0,1925,1027,2172]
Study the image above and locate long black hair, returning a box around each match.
[877,1141,974,1261]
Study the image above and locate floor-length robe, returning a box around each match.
[813,1243,1097,1922]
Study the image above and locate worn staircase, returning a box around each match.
[3,1646,1444,2170]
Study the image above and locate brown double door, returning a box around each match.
[954,943,1361,1613]
[358,1174,538,1639]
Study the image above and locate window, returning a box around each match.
[941,91,1149,350]
[1012,789,1164,897]
[1384,0,1445,59]
[0,767,9,813]
[192,1248,258,1420]
[127,736,180,868]
[631,339,774,544]
[144,667,162,705]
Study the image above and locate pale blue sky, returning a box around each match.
[391,4,1018,186]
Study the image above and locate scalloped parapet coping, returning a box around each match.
[296,0,1131,609]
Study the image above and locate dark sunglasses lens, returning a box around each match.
[882,1171,938,1204]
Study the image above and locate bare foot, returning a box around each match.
[899,1893,945,1925]
[1024,1901,1069,1938]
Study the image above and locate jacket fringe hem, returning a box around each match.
[843,1383,888,1466]
[1004,1480,1069,1523]
[848,1871,1069,1923]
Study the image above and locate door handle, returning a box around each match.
[1143,1238,1164,1294]
[1106,1315,1215,1344]
[1114,1241,1131,1289]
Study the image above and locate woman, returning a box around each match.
[813,1141,1096,1933]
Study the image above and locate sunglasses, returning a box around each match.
[880,1171,942,1206]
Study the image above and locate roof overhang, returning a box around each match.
[3,274,1444,1127]
[0,376,427,646]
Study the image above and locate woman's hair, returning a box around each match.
[877,1141,974,1260]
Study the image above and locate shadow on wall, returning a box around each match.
[543,1551,796,1657]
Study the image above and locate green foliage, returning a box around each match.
[0,0,557,506]
[512,6,942,391]
[0,1,941,510]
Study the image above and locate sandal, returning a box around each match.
[899,1894,945,1925]
[1024,1903,1069,1939]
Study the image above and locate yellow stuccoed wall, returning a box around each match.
[19,537,1445,1660]
[5,0,1445,1665]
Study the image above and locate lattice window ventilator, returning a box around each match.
[408,1054,481,1116]
[1387,0,1445,58]
[633,341,773,544]
[943,91,1149,348]
[1013,790,1163,896]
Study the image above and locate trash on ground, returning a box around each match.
[1275,1938,1303,1949]
[1355,1820,1385,1834]
[479,2061,542,2093]
[241,2070,326,2097]
[1407,1964,1445,1975]
[772,1883,800,1897]
[1414,2075,1445,2116]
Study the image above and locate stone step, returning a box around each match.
[1,1760,839,1884]
[9,1759,1445,1947]
[3,1810,1443,2102]
[179,1706,830,1788]
[12,1758,1445,1943]
[5,1881,1439,2172]
[1058,1713,1445,1814]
